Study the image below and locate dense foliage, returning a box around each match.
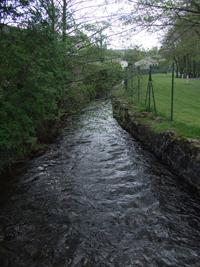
[159,24,200,78]
[0,0,123,172]
[0,24,73,168]
[83,61,123,98]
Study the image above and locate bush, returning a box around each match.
[0,25,73,171]
[83,61,123,97]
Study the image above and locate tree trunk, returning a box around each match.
[62,0,66,42]
[51,0,55,32]
[175,60,179,78]
[183,55,186,78]
[179,58,183,78]
[193,60,196,78]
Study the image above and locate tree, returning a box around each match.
[122,0,200,38]
[159,24,200,78]
[0,0,125,171]
[123,46,140,65]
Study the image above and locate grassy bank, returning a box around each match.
[114,74,200,140]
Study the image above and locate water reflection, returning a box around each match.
[0,100,200,267]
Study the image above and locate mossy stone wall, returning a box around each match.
[111,97,200,192]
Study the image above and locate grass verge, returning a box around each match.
[112,75,200,141]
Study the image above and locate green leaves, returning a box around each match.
[0,22,75,170]
[83,61,123,98]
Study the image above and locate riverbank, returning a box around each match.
[111,84,200,192]
[0,60,123,175]
[2,97,200,266]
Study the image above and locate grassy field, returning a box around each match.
[127,73,200,139]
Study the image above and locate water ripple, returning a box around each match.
[0,100,200,266]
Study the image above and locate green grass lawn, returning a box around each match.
[128,73,200,139]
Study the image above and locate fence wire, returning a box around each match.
[124,66,171,100]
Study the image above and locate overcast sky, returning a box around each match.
[74,0,161,50]
[107,29,161,50]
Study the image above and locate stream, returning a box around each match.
[0,99,200,267]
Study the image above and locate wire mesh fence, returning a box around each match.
[123,65,200,134]
[124,66,171,100]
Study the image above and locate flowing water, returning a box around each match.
[1,99,200,267]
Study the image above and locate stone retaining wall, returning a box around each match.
[111,97,200,191]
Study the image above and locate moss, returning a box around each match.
[180,135,187,141]
[190,142,197,146]
[31,143,46,157]
[111,86,200,193]
[40,143,46,150]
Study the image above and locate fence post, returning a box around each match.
[148,65,151,112]
[137,66,140,100]
[171,63,174,121]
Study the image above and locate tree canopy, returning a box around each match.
[124,0,200,32]
[0,0,124,172]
